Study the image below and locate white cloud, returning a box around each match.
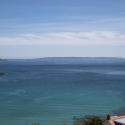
[98,31,118,39]
[0,31,125,46]
[120,34,125,39]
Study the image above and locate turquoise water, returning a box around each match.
[0,58,125,125]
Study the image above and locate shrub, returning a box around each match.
[77,116,105,125]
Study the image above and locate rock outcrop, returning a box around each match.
[0,72,5,76]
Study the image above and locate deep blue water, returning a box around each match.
[0,58,125,125]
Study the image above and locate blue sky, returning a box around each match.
[0,0,125,59]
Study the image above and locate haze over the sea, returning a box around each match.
[0,0,125,59]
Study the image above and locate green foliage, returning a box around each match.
[79,116,105,125]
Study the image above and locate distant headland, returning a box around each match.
[35,57,124,59]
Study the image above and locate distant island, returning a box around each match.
[0,58,7,61]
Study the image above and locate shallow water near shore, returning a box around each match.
[0,58,125,125]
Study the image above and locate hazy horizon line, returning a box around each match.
[1,57,125,60]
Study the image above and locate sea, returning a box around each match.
[0,58,125,125]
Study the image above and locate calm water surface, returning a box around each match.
[0,58,125,125]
